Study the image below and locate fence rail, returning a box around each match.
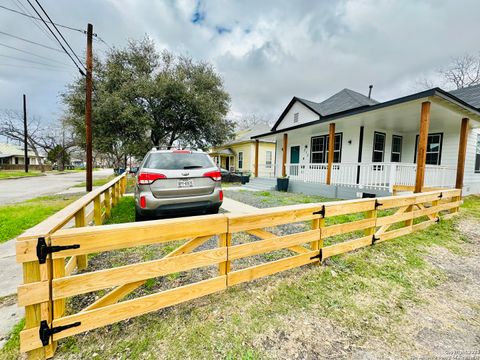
[16,186,461,358]
[15,173,127,359]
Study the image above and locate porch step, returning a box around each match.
[242,178,276,191]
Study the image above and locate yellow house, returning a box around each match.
[209,124,276,177]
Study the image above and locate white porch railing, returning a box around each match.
[257,163,276,178]
[282,162,456,191]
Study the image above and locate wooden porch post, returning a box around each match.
[282,133,288,177]
[455,117,469,189]
[254,139,259,177]
[326,123,335,185]
[414,101,431,193]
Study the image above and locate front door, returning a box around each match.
[290,146,300,164]
[225,157,230,171]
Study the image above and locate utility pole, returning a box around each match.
[23,94,28,173]
[85,23,93,191]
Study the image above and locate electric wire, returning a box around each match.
[0,30,63,53]
[0,54,73,68]
[0,41,70,66]
[10,0,57,45]
[25,0,86,75]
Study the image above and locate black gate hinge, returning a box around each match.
[313,205,326,218]
[438,192,443,199]
[375,199,383,209]
[36,237,80,264]
[435,217,440,223]
[372,235,380,244]
[39,320,81,346]
[310,249,322,262]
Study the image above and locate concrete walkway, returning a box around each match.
[221,197,258,214]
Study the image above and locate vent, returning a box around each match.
[293,112,299,123]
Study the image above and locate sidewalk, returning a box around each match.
[221,197,258,214]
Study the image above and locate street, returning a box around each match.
[0,169,113,205]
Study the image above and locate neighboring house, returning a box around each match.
[209,124,276,176]
[0,142,45,167]
[252,86,480,198]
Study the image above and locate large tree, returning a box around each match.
[63,38,233,165]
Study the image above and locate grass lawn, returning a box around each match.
[0,170,44,179]
[1,193,479,359]
[73,175,115,188]
[0,195,79,243]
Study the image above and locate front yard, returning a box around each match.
[1,190,479,359]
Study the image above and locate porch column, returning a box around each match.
[414,101,431,193]
[326,123,335,185]
[455,117,469,189]
[282,133,288,177]
[254,139,259,177]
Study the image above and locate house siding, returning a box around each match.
[276,102,319,130]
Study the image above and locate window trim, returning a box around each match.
[238,151,244,169]
[310,132,343,163]
[414,132,443,165]
[391,134,402,162]
[372,131,386,162]
[265,150,272,168]
[475,133,480,173]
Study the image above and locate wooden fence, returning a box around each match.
[15,173,127,359]
[16,187,461,359]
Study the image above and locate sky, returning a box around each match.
[0,0,480,129]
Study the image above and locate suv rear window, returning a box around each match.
[144,152,214,170]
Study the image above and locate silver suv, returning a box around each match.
[134,148,223,221]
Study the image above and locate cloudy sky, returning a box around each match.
[0,0,479,127]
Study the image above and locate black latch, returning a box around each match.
[375,199,383,209]
[310,249,322,262]
[438,192,443,199]
[39,320,81,346]
[435,217,440,223]
[36,237,80,264]
[372,235,380,244]
[313,205,326,218]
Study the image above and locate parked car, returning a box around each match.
[133,148,223,221]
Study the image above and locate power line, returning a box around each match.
[0,2,113,49]
[33,0,86,68]
[0,54,72,68]
[0,3,85,34]
[10,0,57,45]
[0,63,73,72]
[26,0,85,75]
[0,41,71,66]
[0,30,63,53]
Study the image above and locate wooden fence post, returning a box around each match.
[218,233,231,276]
[94,195,102,226]
[75,207,87,270]
[104,189,111,218]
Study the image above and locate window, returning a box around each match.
[391,135,402,162]
[372,132,386,162]
[310,133,342,163]
[265,151,272,168]
[414,133,443,165]
[293,112,299,123]
[475,134,480,173]
[238,151,243,169]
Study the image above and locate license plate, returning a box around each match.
[177,179,194,188]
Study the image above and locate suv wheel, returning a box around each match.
[135,209,149,222]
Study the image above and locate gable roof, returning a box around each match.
[449,84,480,109]
[272,88,378,131]
[254,87,480,139]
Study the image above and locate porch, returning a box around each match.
[251,93,480,197]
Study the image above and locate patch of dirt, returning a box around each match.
[253,218,480,359]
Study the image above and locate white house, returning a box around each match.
[251,85,480,198]
[0,143,45,167]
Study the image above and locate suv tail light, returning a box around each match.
[203,170,221,181]
[138,172,166,185]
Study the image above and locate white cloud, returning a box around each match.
[0,0,479,126]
